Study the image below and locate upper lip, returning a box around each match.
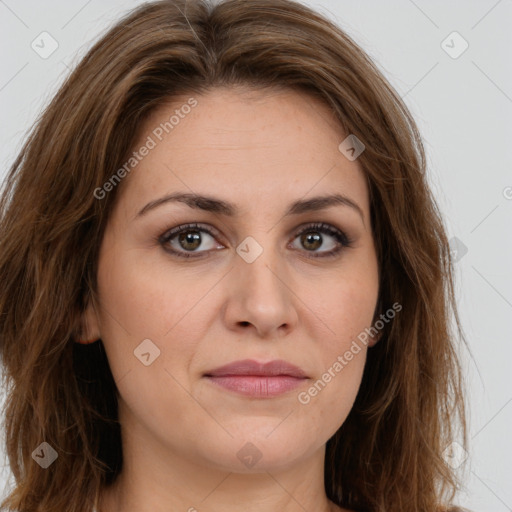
[204,359,308,378]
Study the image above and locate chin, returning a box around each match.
[193,424,324,474]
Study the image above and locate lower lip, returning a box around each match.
[205,375,307,397]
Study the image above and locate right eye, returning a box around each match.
[158,223,225,259]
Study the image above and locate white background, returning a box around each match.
[1,1,511,510]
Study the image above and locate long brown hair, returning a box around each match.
[0,0,469,510]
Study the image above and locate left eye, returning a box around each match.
[289,222,352,258]
[159,222,351,259]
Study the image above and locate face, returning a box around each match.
[83,86,380,473]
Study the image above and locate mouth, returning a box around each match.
[203,359,309,398]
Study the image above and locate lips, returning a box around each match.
[205,359,308,378]
[203,359,308,398]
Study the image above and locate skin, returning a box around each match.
[81,86,380,512]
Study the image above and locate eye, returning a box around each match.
[159,223,223,259]
[159,222,353,260]
[289,222,352,258]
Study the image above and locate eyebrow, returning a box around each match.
[136,192,365,221]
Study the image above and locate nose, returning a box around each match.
[222,241,299,339]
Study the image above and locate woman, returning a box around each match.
[0,0,469,511]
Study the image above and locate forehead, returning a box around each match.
[116,86,370,218]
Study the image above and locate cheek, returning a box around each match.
[333,285,378,339]
[94,244,217,392]
[304,274,377,388]
[93,250,206,435]
[306,267,379,344]
[96,243,207,338]
[289,274,377,435]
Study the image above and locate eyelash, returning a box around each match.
[158,222,353,260]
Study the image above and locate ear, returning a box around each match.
[75,296,101,344]
[367,330,382,348]
[368,292,383,348]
